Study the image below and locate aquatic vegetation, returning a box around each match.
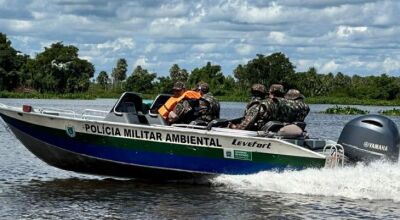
[378,108,400,116]
[322,105,369,115]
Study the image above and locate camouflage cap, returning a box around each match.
[173,81,186,90]
[251,83,266,94]
[197,82,209,93]
[269,84,285,96]
[285,89,305,100]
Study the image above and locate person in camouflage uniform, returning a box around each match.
[268,84,285,99]
[229,84,278,131]
[269,85,310,123]
[173,98,200,124]
[167,82,201,124]
[195,82,221,123]
[267,84,294,123]
[284,89,310,122]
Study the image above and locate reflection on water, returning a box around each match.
[1,98,400,219]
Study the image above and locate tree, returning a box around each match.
[154,76,174,94]
[233,52,296,89]
[187,62,227,95]
[169,64,188,82]
[125,65,156,93]
[295,67,323,97]
[96,71,109,89]
[0,33,27,90]
[267,52,296,87]
[111,58,127,83]
[25,42,94,93]
[0,68,6,90]
[0,33,19,72]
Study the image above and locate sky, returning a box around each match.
[1,0,400,77]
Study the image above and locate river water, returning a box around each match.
[1,98,400,219]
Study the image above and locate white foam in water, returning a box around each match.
[211,161,400,201]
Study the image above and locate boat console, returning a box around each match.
[104,92,169,126]
[104,92,150,125]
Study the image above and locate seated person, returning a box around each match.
[229,83,278,131]
[191,82,220,125]
[284,89,310,122]
[158,81,201,124]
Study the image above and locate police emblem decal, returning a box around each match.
[66,125,76,138]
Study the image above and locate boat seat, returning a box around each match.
[262,121,285,132]
[258,123,307,139]
[262,121,307,132]
[142,93,171,126]
[276,124,306,139]
[145,114,169,125]
[104,92,149,125]
[149,94,172,115]
[293,121,307,130]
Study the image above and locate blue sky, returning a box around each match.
[1,0,400,77]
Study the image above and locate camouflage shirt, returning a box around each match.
[172,99,199,124]
[197,92,220,122]
[292,99,310,122]
[275,97,310,123]
[236,98,278,131]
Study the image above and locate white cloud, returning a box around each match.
[8,20,33,31]
[32,11,47,19]
[192,43,217,52]
[145,43,157,53]
[133,56,148,68]
[144,43,186,54]
[235,44,254,55]
[233,2,284,24]
[296,59,316,72]
[320,60,339,73]
[383,57,400,73]
[268,31,286,44]
[366,62,380,70]
[80,55,92,62]
[149,17,195,36]
[336,26,368,38]
[96,38,135,51]
[2,0,400,77]
[296,59,339,73]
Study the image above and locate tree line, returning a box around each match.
[1,32,400,101]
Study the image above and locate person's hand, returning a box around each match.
[168,111,178,123]
[228,122,237,129]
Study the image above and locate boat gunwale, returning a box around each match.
[0,103,327,160]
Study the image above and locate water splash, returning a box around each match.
[211,161,400,201]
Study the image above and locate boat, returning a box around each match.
[0,92,399,181]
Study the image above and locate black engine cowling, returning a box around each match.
[338,114,400,162]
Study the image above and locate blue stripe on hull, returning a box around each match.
[3,114,294,175]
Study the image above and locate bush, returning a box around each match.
[378,108,400,116]
[322,105,369,115]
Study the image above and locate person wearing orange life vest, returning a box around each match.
[158,81,201,124]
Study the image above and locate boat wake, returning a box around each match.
[211,160,400,202]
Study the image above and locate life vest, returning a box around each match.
[158,90,201,119]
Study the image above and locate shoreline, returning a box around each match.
[1,91,400,106]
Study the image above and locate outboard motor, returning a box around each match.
[338,114,400,162]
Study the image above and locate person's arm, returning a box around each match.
[235,104,262,130]
[168,100,192,123]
